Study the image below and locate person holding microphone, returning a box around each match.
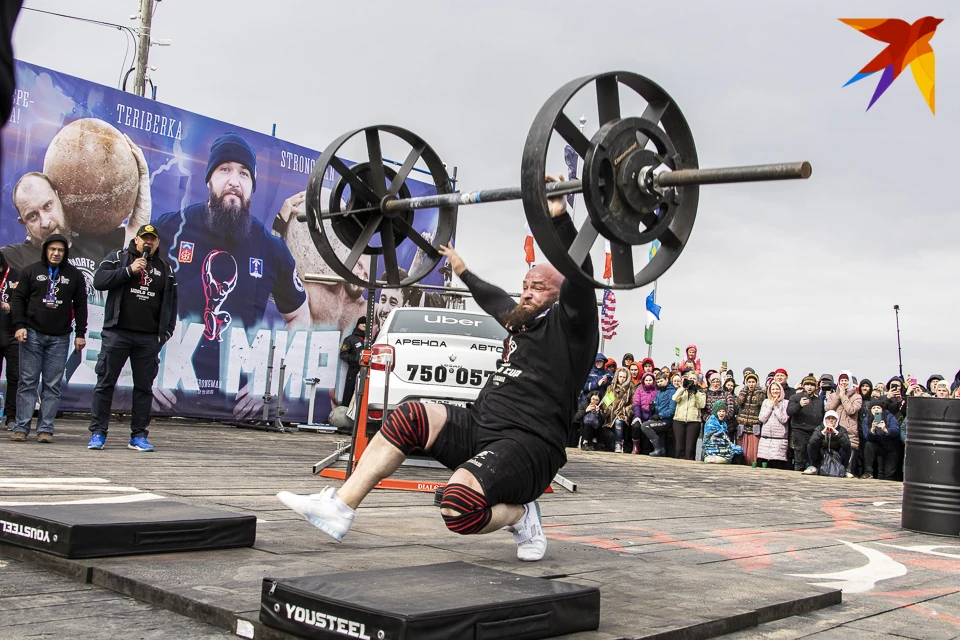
[86,225,177,452]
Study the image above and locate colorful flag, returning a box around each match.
[523,222,535,266]
[601,289,618,340]
[644,288,660,346]
[649,238,661,260]
[603,239,612,279]
[564,144,579,209]
[645,289,661,321]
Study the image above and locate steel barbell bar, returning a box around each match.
[302,160,811,217]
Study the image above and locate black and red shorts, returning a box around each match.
[427,405,562,507]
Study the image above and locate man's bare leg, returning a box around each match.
[336,403,448,509]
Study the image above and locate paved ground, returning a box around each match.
[0,418,957,640]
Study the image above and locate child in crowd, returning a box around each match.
[702,401,743,464]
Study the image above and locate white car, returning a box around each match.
[365,308,508,423]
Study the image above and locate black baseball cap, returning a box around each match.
[137,224,159,239]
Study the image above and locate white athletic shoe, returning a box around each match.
[802,466,818,475]
[505,501,547,562]
[276,487,355,542]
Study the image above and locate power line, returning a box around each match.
[22,6,135,32]
[21,6,139,89]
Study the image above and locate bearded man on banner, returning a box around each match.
[153,132,310,419]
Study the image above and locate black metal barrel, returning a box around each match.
[902,397,960,536]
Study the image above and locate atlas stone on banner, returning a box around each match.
[42,118,139,236]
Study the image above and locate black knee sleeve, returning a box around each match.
[379,402,429,454]
[439,483,491,535]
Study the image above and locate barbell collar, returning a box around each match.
[651,161,811,190]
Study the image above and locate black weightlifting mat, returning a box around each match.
[0,500,256,558]
[260,561,600,640]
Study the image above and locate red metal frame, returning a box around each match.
[318,352,552,494]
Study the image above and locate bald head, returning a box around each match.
[523,264,563,302]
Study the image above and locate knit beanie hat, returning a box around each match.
[802,375,818,386]
[712,400,727,417]
[745,372,759,383]
[206,132,258,191]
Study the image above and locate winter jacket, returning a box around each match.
[0,251,19,335]
[881,376,907,423]
[9,234,88,337]
[672,385,706,422]
[787,390,824,434]
[737,387,766,434]
[601,372,634,427]
[862,406,900,447]
[339,325,366,371]
[825,386,862,450]
[809,423,851,452]
[757,383,789,461]
[95,242,178,343]
[653,383,677,425]
[581,356,612,404]
[633,375,658,422]
[702,388,737,424]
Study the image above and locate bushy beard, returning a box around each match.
[207,191,252,244]
[502,300,548,329]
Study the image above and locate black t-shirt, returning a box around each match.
[117,258,166,334]
[460,214,600,461]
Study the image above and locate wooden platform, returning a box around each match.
[0,418,954,639]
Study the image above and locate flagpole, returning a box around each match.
[647,279,657,359]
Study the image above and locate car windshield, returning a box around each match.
[388,310,507,340]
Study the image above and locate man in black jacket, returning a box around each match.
[338,317,366,407]
[787,375,824,471]
[86,225,177,452]
[8,234,87,442]
[278,175,598,562]
[0,250,18,429]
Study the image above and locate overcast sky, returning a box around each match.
[12,1,958,386]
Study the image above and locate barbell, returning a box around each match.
[303,71,811,291]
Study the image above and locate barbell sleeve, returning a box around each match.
[653,161,812,189]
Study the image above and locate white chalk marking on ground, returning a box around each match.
[0,478,111,484]
[790,539,907,593]
[0,493,164,507]
[876,543,960,560]
[0,483,142,492]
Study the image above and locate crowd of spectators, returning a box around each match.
[573,344,960,480]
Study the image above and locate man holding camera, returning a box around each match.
[803,410,852,477]
[671,370,705,460]
[86,225,177,452]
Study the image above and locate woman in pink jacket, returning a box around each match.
[757,382,789,466]
[825,370,862,476]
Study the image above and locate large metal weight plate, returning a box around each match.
[304,126,456,288]
[521,71,700,289]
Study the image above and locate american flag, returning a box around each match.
[600,289,619,340]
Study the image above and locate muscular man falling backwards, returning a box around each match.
[278,176,599,561]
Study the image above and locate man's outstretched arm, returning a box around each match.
[438,243,515,325]
[544,174,595,325]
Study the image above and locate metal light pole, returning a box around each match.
[894,304,904,382]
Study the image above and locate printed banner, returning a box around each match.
[2,60,453,423]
